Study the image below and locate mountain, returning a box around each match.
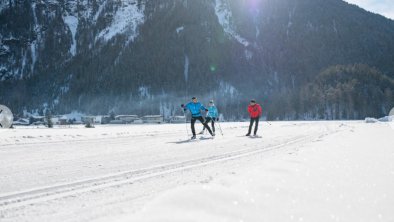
[1,0,393,119]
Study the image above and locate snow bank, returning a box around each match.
[365,117,379,123]
[365,116,393,123]
[378,116,394,122]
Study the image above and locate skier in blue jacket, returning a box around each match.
[200,100,219,134]
[181,97,214,139]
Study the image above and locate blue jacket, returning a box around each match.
[184,102,206,117]
[206,106,218,118]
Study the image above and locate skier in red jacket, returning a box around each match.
[246,99,262,136]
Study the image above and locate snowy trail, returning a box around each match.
[0,121,365,221]
[125,122,394,222]
[0,127,334,211]
[0,122,333,194]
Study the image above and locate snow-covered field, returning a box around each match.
[0,121,393,222]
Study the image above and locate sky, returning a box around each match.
[345,0,394,19]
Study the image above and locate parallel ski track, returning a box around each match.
[0,128,337,211]
[0,129,186,148]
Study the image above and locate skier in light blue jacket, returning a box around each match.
[181,97,214,139]
[200,100,219,134]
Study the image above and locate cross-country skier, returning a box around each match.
[199,100,219,135]
[181,97,215,139]
[246,99,262,136]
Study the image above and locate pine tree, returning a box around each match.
[45,110,53,128]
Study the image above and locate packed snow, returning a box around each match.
[0,121,393,222]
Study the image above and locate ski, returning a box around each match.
[199,136,214,140]
[248,135,262,139]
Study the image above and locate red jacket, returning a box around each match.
[248,104,262,118]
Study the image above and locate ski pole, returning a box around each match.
[265,121,272,126]
[182,110,190,138]
[216,118,224,136]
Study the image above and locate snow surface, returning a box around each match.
[0,121,393,222]
[184,55,189,82]
[63,15,79,56]
[176,26,184,34]
[29,1,40,75]
[218,81,239,98]
[0,0,9,13]
[96,1,144,42]
[94,1,108,22]
[215,0,250,47]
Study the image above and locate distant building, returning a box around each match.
[93,116,103,124]
[133,118,144,124]
[13,118,30,126]
[51,117,60,125]
[108,115,141,124]
[115,115,140,123]
[109,119,125,124]
[169,116,186,123]
[81,116,95,124]
[29,116,45,125]
[142,115,164,124]
[59,116,68,125]
[101,116,111,124]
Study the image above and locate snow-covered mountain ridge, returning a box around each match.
[1,0,393,119]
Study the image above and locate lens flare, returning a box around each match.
[0,105,13,129]
[245,0,262,17]
[247,0,260,8]
[210,65,217,72]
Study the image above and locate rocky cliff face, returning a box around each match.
[1,0,393,119]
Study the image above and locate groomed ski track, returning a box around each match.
[0,122,341,212]
[0,122,353,221]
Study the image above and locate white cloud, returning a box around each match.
[344,0,394,19]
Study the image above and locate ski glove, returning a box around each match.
[181,104,185,108]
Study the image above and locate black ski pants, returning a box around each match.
[247,117,259,135]
[191,116,213,136]
[203,117,216,132]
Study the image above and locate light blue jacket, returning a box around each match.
[184,102,207,117]
[206,106,218,118]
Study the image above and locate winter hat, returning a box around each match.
[192,97,197,100]
[209,100,214,103]
[250,99,256,103]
